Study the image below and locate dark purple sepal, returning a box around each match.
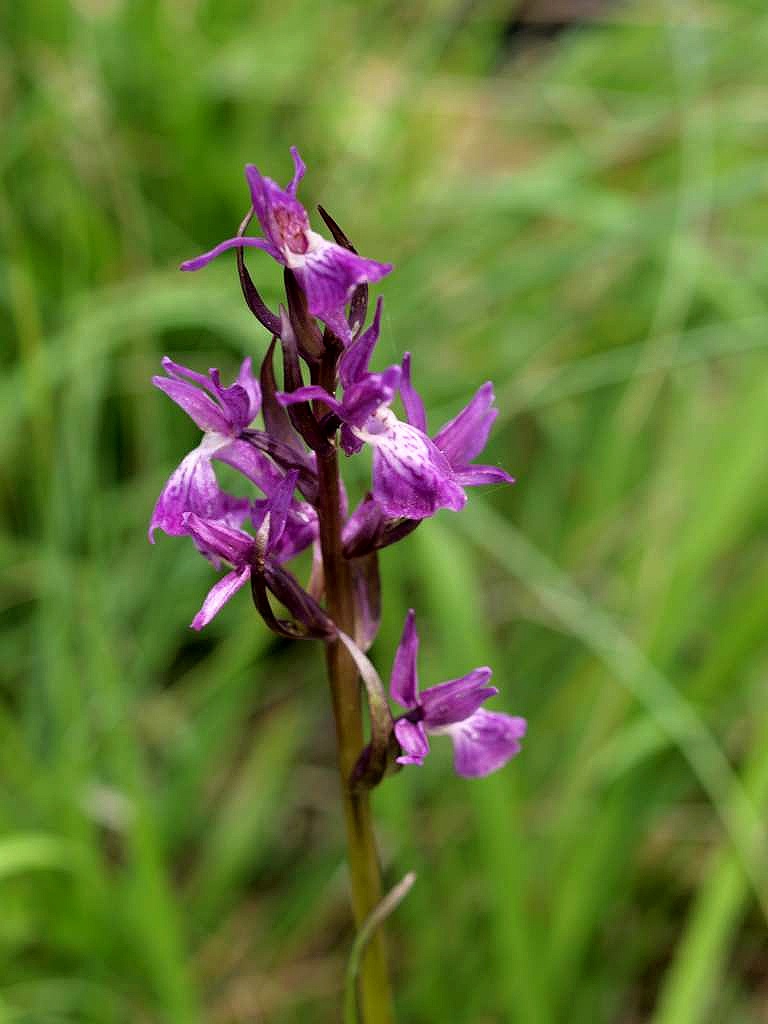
[284,268,324,360]
[350,551,381,652]
[235,207,282,335]
[317,204,368,336]
[239,429,318,504]
[342,495,384,557]
[259,336,310,453]
[249,567,313,639]
[279,308,329,454]
[341,496,421,558]
[262,562,335,638]
[380,517,421,550]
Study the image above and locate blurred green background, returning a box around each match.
[3,0,768,1021]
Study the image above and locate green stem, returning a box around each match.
[315,422,395,1024]
[345,873,416,1024]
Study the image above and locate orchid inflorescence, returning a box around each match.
[150,147,526,784]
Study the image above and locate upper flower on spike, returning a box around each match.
[183,471,319,630]
[149,357,282,542]
[180,147,392,344]
[390,610,526,777]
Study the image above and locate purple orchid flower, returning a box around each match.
[149,357,283,542]
[180,147,392,345]
[276,299,466,520]
[341,354,515,553]
[277,370,466,520]
[400,353,515,489]
[390,610,526,777]
[183,471,318,630]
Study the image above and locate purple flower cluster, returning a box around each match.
[151,148,525,779]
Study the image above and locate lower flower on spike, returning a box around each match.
[182,471,320,630]
[390,610,526,778]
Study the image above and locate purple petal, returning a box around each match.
[161,357,217,393]
[454,465,516,487]
[394,718,430,766]
[368,419,466,520]
[292,239,392,342]
[214,439,285,496]
[237,357,262,421]
[390,609,420,709]
[287,146,306,197]
[244,163,270,224]
[341,424,365,456]
[152,376,231,434]
[265,470,300,553]
[184,513,255,566]
[192,492,251,568]
[420,669,497,728]
[323,307,358,347]
[270,502,318,563]
[207,361,261,430]
[342,366,400,429]
[399,352,427,434]
[447,709,527,778]
[149,448,223,540]
[180,235,279,272]
[191,566,251,630]
[245,164,311,257]
[433,382,498,468]
[208,376,252,433]
[276,385,346,420]
[339,296,383,387]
